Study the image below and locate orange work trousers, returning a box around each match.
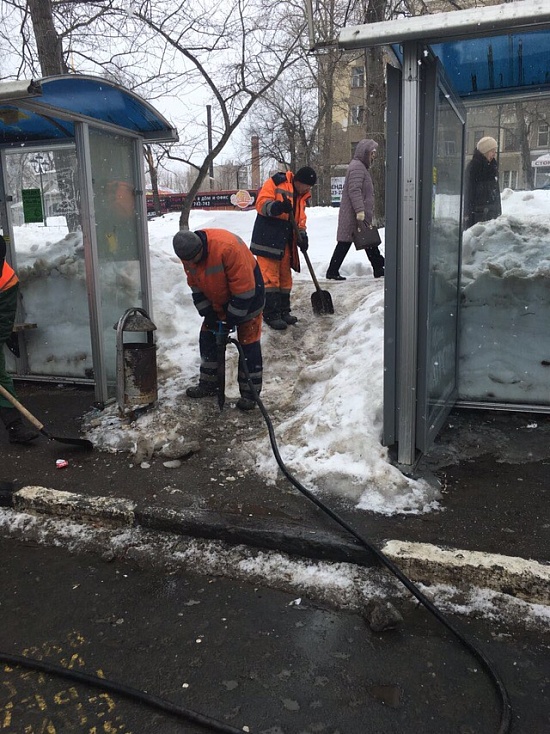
[256,248,292,295]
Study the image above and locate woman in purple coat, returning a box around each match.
[326,138,384,280]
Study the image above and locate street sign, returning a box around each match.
[21,188,44,223]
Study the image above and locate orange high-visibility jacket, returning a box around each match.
[250,171,311,272]
[183,229,264,326]
[0,236,18,292]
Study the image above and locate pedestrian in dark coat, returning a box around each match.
[173,228,265,411]
[464,136,502,229]
[0,234,38,443]
[326,138,384,280]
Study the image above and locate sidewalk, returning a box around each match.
[2,382,549,605]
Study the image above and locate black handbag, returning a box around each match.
[353,222,381,250]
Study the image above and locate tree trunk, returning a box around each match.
[515,102,534,190]
[365,46,386,224]
[365,0,387,225]
[27,0,79,228]
[145,145,162,216]
[27,0,67,76]
[317,51,337,207]
[178,164,210,230]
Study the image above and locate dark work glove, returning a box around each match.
[271,199,293,216]
[203,309,218,330]
[299,232,309,253]
[215,321,234,346]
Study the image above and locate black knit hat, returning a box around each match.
[173,230,203,261]
[294,166,317,186]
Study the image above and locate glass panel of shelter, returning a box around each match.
[88,127,145,398]
[460,98,550,408]
[4,145,93,380]
[416,71,465,453]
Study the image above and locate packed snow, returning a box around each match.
[1,507,549,629]
[8,189,550,516]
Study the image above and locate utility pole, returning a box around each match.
[206,105,214,190]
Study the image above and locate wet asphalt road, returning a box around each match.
[0,538,549,734]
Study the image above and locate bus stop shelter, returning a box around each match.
[0,75,177,406]
[336,0,550,465]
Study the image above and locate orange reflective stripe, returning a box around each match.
[0,262,18,291]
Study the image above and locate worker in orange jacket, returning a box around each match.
[0,234,38,443]
[173,228,265,411]
[250,167,317,330]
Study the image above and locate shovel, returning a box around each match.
[288,209,334,315]
[0,384,93,450]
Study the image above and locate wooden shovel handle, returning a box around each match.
[286,206,323,292]
[300,248,323,292]
[0,384,44,431]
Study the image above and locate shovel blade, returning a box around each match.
[311,290,334,315]
[43,430,94,450]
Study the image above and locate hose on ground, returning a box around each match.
[230,336,512,734]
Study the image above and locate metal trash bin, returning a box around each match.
[114,308,157,415]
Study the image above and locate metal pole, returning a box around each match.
[33,153,47,226]
[206,105,214,190]
[38,163,47,226]
[396,42,421,466]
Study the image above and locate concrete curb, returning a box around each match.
[6,485,550,606]
[382,540,550,606]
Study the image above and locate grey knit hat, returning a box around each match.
[173,230,203,261]
[477,136,498,155]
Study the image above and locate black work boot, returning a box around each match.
[263,293,287,331]
[186,384,218,398]
[280,293,298,325]
[236,397,256,411]
[0,407,39,444]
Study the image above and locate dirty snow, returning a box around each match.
[8,189,550,515]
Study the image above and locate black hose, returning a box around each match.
[229,336,512,734]
[0,651,244,734]
[2,337,512,734]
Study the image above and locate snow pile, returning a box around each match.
[8,189,550,515]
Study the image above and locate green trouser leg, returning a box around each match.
[0,283,18,409]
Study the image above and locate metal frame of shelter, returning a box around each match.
[333,0,550,465]
[0,75,178,406]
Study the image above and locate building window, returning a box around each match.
[538,122,549,148]
[503,128,518,152]
[444,140,456,156]
[502,170,518,189]
[350,106,365,126]
[351,67,364,88]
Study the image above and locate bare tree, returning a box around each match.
[3,0,307,227]
[26,0,67,75]
[515,102,536,190]
[363,0,387,222]
[245,73,319,171]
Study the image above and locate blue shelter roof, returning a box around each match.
[0,75,178,147]
[337,0,550,101]
[426,30,550,99]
